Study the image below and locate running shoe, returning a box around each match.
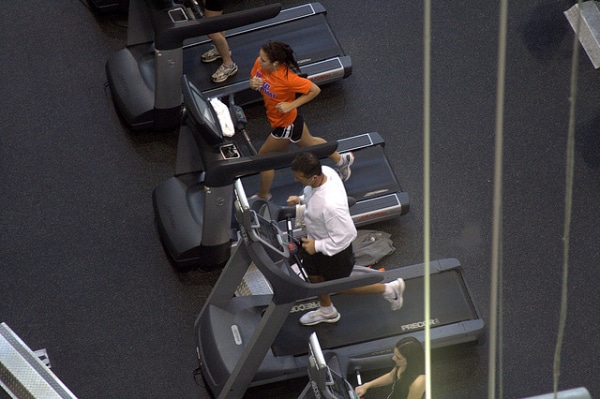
[212,63,238,83]
[299,307,341,326]
[383,278,405,311]
[337,152,355,181]
[201,46,222,63]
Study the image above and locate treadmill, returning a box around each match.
[298,332,356,399]
[240,132,411,227]
[105,0,352,131]
[152,76,409,270]
[194,196,484,399]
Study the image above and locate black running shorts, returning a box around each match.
[301,244,355,281]
[270,113,304,143]
[204,0,224,12]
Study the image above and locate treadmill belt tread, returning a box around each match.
[182,14,342,92]
[271,269,477,357]
[241,143,402,206]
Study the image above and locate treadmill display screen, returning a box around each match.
[181,76,223,143]
[190,87,219,131]
[248,210,288,257]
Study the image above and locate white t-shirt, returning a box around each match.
[300,166,357,256]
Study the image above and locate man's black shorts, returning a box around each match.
[300,244,355,281]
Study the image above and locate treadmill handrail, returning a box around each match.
[204,141,337,187]
[248,242,384,305]
[150,3,282,50]
[182,3,325,49]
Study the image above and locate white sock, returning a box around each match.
[336,156,344,166]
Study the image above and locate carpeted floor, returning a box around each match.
[1,1,599,398]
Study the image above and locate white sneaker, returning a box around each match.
[383,278,405,311]
[201,45,222,63]
[211,63,238,83]
[337,152,354,181]
[299,307,341,326]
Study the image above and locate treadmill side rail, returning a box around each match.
[337,132,385,152]
[184,2,327,48]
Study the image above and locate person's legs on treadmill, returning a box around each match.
[201,2,238,82]
[299,275,341,326]
[299,248,405,326]
[342,279,405,311]
[255,135,291,200]
[299,277,405,326]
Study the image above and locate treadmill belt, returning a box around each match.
[321,145,401,200]
[181,14,343,92]
[271,269,477,357]
[241,144,402,205]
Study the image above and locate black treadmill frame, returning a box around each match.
[152,78,409,270]
[194,197,484,398]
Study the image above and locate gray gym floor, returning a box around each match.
[1,1,599,398]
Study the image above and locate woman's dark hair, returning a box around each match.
[291,152,322,178]
[261,40,301,74]
[394,337,425,398]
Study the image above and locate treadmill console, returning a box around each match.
[168,7,188,22]
[247,210,289,258]
[306,332,357,399]
[181,75,225,146]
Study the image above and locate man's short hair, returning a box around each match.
[291,152,322,177]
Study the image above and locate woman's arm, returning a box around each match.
[275,82,321,113]
[407,375,426,399]
[354,368,395,397]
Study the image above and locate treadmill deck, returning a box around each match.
[272,268,479,357]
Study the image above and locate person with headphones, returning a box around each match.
[249,41,354,201]
[286,152,405,326]
[355,337,426,399]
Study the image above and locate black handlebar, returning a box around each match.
[205,141,338,187]
[150,3,282,50]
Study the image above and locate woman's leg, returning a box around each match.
[296,123,342,164]
[256,135,291,199]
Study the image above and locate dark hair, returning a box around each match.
[394,337,425,397]
[261,40,301,74]
[291,152,322,178]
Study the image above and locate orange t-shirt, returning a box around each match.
[251,57,313,128]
